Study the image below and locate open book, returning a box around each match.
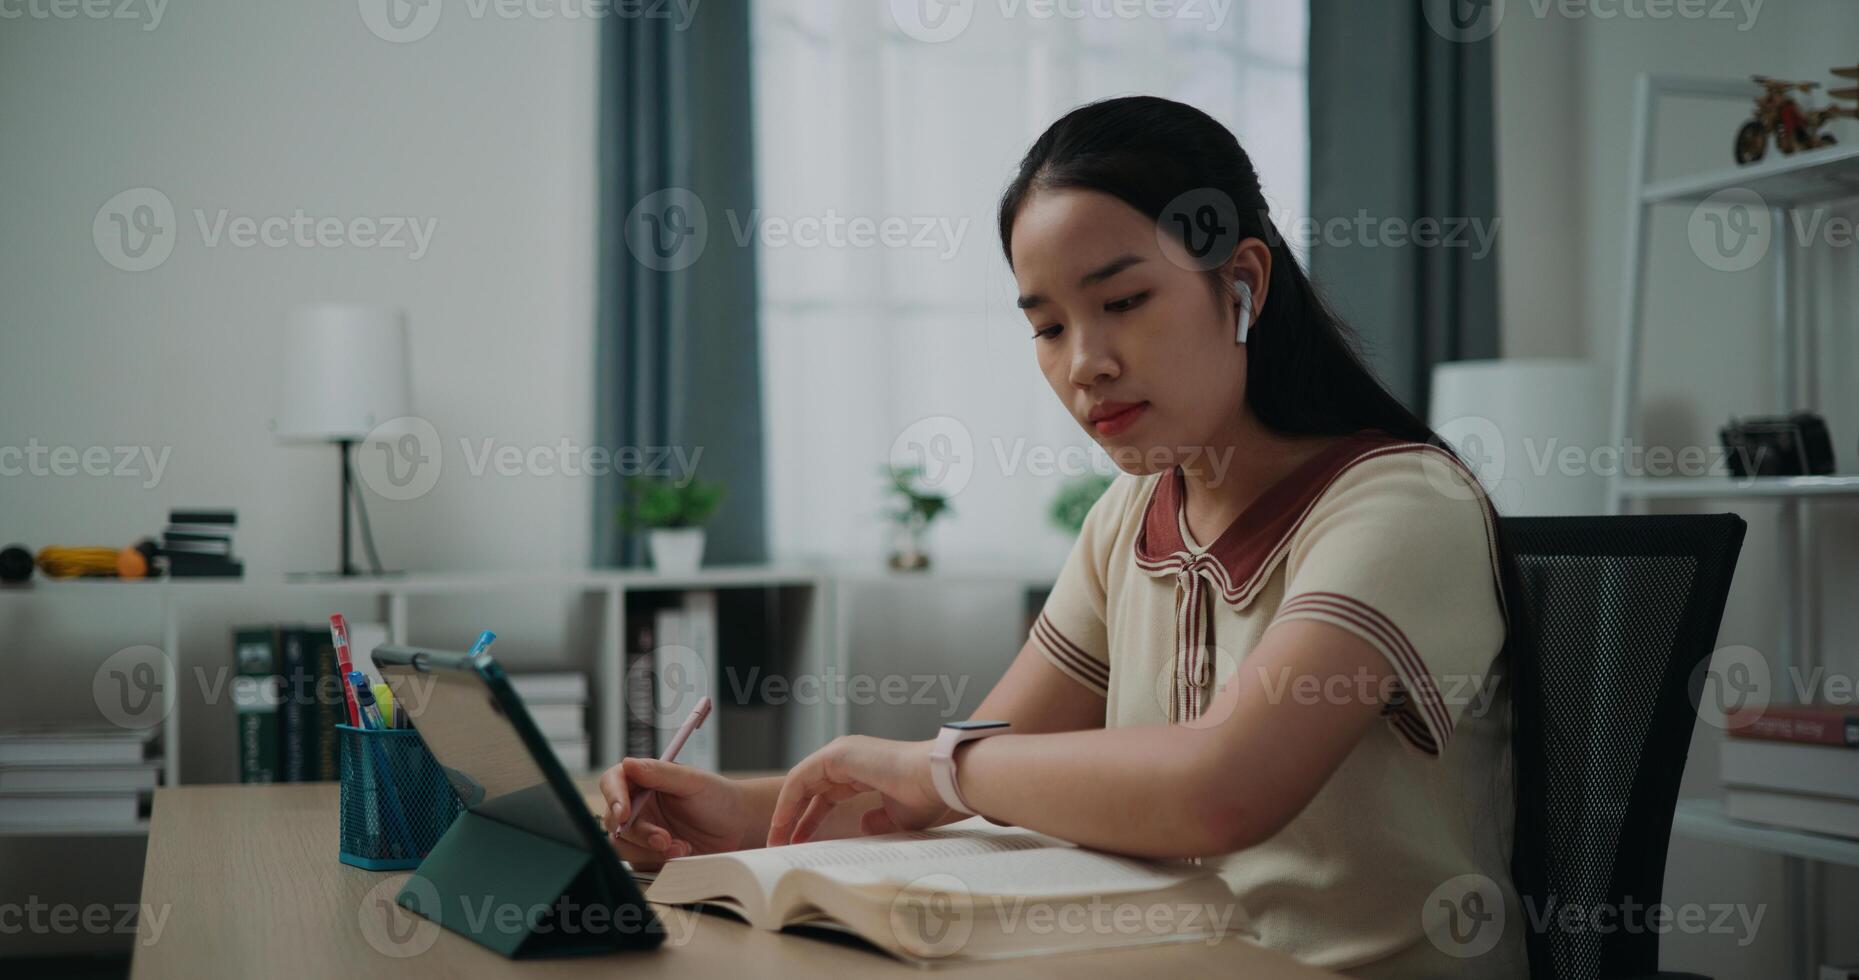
[644,817,1249,964]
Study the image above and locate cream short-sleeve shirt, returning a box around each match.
[1030,431,1526,978]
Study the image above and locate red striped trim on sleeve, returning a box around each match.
[1030,613,1109,697]
[1273,591,1454,750]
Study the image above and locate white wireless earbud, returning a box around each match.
[1234,281,1253,345]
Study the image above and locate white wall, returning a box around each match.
[1496,4,1859,975]
[0,6,600,952]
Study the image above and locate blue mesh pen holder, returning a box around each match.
[338,724,464,870]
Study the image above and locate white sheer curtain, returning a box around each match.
[752,1,1308,568]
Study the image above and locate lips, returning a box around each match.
[1088,400,1149,437]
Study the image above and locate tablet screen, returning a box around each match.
[386,662,591,850]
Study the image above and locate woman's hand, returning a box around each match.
[599,758,759,871]
[766,735,949,847]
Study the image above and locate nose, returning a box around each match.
[1067,325,1119,389]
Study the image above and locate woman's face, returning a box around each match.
[1009,187,1258,476]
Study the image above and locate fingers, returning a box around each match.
[859,807,898,836]
[599,763,631,824]
[767,745,874,847]
[623,757,709,797]
[790,795,839,845]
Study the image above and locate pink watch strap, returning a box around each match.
[931,723,1008,816]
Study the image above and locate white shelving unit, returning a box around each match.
[1610,74,1859,977]
[1,562,1060,838]
[0,565,840,804]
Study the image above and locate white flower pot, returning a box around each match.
[647,528,706,574]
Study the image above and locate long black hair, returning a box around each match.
[996,95,1435,445]
[998,96,1542,964]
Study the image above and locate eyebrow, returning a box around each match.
[1015,254,1146,309]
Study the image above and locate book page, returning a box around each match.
[810,844,1206,898]
[665,816,1053,895]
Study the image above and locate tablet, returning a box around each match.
[374,644,662,955]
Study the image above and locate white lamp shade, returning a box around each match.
[1429,359,1609,516]
[274,304,412,441]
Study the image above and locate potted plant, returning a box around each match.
[883,465,951,571]
[1048,474,1113,535]
[618,476,724,574]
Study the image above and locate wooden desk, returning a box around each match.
[132,783,1342,979]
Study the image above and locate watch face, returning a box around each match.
[945,720,1009,731]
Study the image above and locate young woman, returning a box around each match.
[600,96,1528,977]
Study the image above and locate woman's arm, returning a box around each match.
[603,632,1105,860]
[767,619,1396,858]
[733,633,1109,837]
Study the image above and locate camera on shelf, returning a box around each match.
[1719,412,1836,478]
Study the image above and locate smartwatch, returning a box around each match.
[929,720,1010,816]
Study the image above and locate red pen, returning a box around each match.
[329,614,362,728]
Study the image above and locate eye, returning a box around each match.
[1105,291,1149,313]
[1033,324,1063,341]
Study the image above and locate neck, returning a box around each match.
[1177,413,1343,545]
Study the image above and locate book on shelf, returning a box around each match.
[547,739,591,773]
[161,508,243,577]
[526,704,586,741]
[234,623,364,783]
[0,727,159,827]
[0,762,160,793]
[645,816,1246,963]
[1728,703,1859,748]
[1725,789,1859,840]
[509,672,589,705]
[625,609,662,761]
[234,627,282,783]
[655,591,719,772]
[0,790,143,827]
[1721,738,1859,801]
[0,727,158,766]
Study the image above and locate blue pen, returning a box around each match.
[351,672,386,730]
[351,671,414,857]
[469,630,496,657]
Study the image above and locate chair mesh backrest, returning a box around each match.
[1504,515,1746,980]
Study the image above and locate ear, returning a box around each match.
[1219,238,1272,331]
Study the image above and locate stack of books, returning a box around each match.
[0,727,161,828]
[162,509,243,578]
[233,622,384,782]
[1723,704,1859,839]
[510,672,590,773]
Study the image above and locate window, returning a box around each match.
[753,0,1308,565]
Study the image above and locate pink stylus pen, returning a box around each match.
[617,695,712,838]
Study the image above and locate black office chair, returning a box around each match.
[1504,514,1747,980]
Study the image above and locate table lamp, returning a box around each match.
[274,304,411,577]
[1429,359,1609,516]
